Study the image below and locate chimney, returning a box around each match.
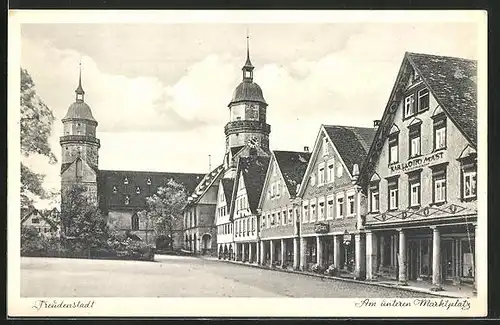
[373,120,381,128]
[304,146,309,152]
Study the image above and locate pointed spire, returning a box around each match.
[242,29,254,82]
[75,58,85,102]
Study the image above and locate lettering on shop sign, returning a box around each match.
[389,151,444,174]
[314,222,329,234]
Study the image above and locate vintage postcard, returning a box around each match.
[8,10,487,318]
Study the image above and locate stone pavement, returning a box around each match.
[201,256,474,298]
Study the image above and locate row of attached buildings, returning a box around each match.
[181,50,478,291]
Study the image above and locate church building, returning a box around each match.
[60,66,204,246]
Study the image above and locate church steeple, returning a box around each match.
[75,60,85,102]
[242,31,254,82]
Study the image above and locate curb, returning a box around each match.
[199,256,470,299]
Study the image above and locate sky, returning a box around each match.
[19,21,479,209]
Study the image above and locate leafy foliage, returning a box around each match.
[141,179,188,249]
[20,68,58,212]
[60,184,108,251]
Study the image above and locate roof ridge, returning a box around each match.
[406,51,477,63]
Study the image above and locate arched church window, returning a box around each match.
[131,213,139,230]
[75,159,82,178]
[125,195,130,205]
[136,186,141,194]
[124,177,129,185]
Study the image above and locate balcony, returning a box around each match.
[60,135,100,146]
[224,121,271,135]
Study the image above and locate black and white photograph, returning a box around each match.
[8,10,487,317]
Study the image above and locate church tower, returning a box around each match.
[223,35,271,177]
[60,63,100,205]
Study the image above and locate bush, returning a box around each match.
[325,264,340,276]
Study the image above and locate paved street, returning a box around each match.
[21,255,434,297]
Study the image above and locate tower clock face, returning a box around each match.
[248,136,259,148]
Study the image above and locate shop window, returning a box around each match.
[433,168,447,204]
[409,124,421,158]
[370,183,380,213]
[327,159,335,183]
[462,239,475,278]
[408,170,421,207]
[418,88,430,112]
[318,163,325,185]
[404,94,415,118]
[388,133,399,164]
[433,115,447,150]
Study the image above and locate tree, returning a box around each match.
[142,179,188,250]
[20,68,57,213]
[60,184,108,251]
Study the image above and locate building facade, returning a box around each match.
[258,150,311,269]
[360,52,477,290]
[230,155,270,263]
[21,208,60,238]
[296,125,376,279]
[215,178,235,259]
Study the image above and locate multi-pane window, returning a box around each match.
[404,94,415,117]
[463,171,477,199]
[433,169,447,203]
[303,203,309,223]
[318,200,325,220]
[288,209,293,224]
[267,215,271,228]
[318,163,325,185]
[408,171,421,207]
[271,213,276,226]
[388,178,399,210]
[327,197,334,219]
[370,184,380,213]
[262,216,266,228]
[388,134,399,164]
[282,210,287,225]
[277,212,281,226]
[336,196,345,218]
[131,214,139,230]
[347,194,355,216]
[434,115,447,150]
[277,181,281,198]
[418,88,430,112]
[409,125,421,158]
[310,203,317,222]
[327,159,335,183]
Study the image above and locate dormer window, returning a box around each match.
[136,186,141,194]
[124,195,130,205]
[123,177,129,185]
[146,178,152,185]
[112,186,117,193]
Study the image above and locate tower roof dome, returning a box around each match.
[63,101,97,122]
[230,81,267,105]
[62,62,97,123]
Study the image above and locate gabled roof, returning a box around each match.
[231,155,270,216]
[358,52,478,186]
[221,178,235,210]
[21,208,59,230]
[323,125,377,175]
[407,52,477,147]
[273,150,312,197]
[60,158,98,175]
[186,164,225,207]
